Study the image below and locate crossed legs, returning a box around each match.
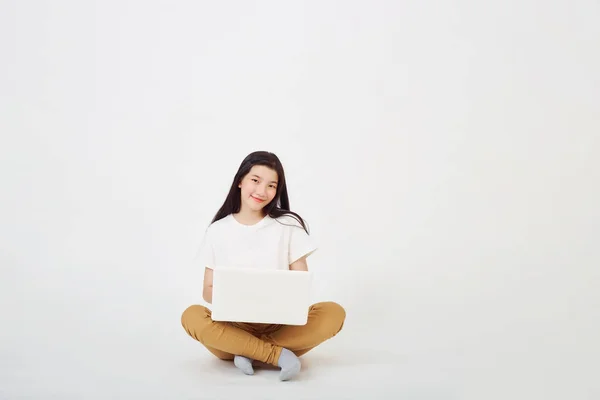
[181,302,346,376]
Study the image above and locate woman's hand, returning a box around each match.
[203,267,213,303]
[289,256,309,271]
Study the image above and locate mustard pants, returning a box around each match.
[181,302,346,366]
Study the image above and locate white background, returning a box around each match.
[1,1,599,399]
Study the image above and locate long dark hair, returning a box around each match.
[210,151,309,234]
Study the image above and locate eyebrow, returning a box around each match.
[251,174,278,184]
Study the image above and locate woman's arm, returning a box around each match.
[203,267,214,303]
[289,256,309,271]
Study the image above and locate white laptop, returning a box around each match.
[210,267,312,325]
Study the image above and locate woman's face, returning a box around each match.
[238,165,278,213]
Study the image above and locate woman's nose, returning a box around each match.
[255,185,267,195]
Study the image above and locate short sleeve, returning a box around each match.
[194,227,215,269]
[288,224,318,265]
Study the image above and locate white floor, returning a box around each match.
[1,247,597,400]
[2,294,598,400]
[1,328,448,399]
[1,304,401,399]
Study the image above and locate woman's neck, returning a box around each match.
[233,208,266,226]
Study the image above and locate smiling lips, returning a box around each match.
[251,196,265,203]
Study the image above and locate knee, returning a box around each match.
[181,305,210,330]
[313,301,346,335]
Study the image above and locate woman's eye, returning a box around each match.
[251,179,258,182]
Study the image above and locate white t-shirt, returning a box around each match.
[196,213,317,271]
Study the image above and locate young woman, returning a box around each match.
[181,151,346,381]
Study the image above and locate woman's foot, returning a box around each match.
[277,348,301,381]
[234,355,254,375]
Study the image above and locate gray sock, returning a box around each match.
[234,355,254,375]
[277,348,301,381]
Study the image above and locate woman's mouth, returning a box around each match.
[251,196,265,203]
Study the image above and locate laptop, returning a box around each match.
[210,267,312,325]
